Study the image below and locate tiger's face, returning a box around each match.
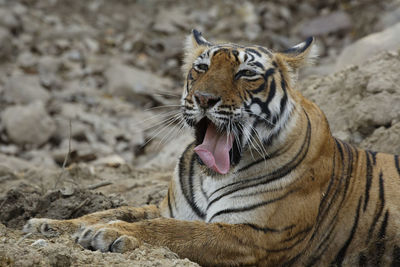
[182,30,316,175]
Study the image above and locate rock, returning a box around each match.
[377,6,400,30]
[152,7,190,34]
[3,74,50,104]
[31,239,48,247]
[0,8,21,32]
[2,102,56,146]
[336,22,400,71]
[20,150,57,168]
[38,56,63,90]
[298,11,352,37]
[104,60,173,106]
[0,26,12,60]
[360,122,400,155]
[0,153,34,172]
[92,155,126,167]
[300,51,400,152]
[18,51,38,73]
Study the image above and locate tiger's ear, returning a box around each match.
[183,29,212,74]
[185,29,212,52]
[277,37,318,70]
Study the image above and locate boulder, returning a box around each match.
[104,60,173,106]
[2,102,56,146]
[3,74,50,104]
[300,51,400,154]
[298,11,352,37]
[336,22,400,71]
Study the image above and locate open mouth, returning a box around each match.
[193,117,242,174]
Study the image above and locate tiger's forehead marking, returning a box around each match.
[197,44,273,71]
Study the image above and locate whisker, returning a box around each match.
[156,115,185,149]
[144,105,182,111]
[142,114,182,148]
[132,110,181,129]
[244,110,276,127]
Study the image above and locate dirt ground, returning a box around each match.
[0,0,399,266]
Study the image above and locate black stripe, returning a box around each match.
[343,142,355,199]
[256,46,272,56]
[368,171,385,240]
[331,196,362,267]
[283,226,312,243]
[258,77,276,118]
[232,49,239,62]
[207,112,311,208]
[244,223,294,233]
[395,155,400,176]
[375,210,389,266]
[310,139,354,255]
[391,245,400,267]
[315,138,345,221]
[317,140,336,217]
[178,144,206,219]
[167,188,174,218]
[306,221,336,266]
[364,151,373,212]
[199,175,209,201]
[245,48,262,57]
[250,81,266,94]
[279,71,288,116]
[252,61,264,70]
[367,150,377,165]
[263,68,275,80]
[208,189,297,222]
[265,233,306,253]
[215,110,233,116]
[358,252,367,266]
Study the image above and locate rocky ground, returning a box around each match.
[0,0,399,266]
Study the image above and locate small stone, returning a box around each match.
[93,155,126,167]
[2,102,56,146]
[18,51,38,73]
[0,8,21,32]
[31,239,48,247]
[60,186,75,196]
[38,56,62,90]
[0,27,12,60]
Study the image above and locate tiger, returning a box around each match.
[23,29,400,266]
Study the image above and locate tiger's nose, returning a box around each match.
[194,92,221,109]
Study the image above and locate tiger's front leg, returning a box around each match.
[23,205,160,237]
[73,218,278,266]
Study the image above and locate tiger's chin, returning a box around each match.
[193,117,242,175]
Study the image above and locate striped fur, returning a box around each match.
[24,30,400,266]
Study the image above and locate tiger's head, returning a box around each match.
[182,29,317,175]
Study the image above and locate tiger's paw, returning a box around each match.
[23,218,80,237]
[74,225,140,253]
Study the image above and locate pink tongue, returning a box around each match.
[194,123,233,174]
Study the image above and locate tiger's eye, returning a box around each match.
[196,64,208,71]
[244,70,256,76]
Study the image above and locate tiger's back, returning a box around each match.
[23,30,400,266]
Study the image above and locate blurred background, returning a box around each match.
[0,0,399,171]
